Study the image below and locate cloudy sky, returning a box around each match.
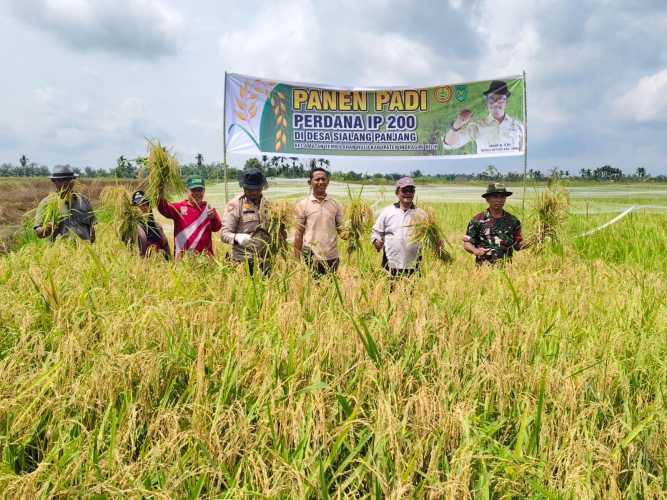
[2,0,667,175]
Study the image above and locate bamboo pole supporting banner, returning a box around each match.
[223,71,229,204]
[521,70,528,214]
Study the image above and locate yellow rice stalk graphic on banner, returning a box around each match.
[269,90,288,151]
[231,78,287,151]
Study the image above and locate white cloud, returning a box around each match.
[354,33,441,86]
[0,123,19,149]
[33,86,56,104]
[615,68,667,122]
[2,0,667,174]
[218,0,462,87]
[9,0,183,59]
[19,82,169,161]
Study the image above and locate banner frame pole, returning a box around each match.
[222,71,229,204]
[521,70,528,214]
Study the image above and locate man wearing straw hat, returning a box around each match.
[34,165,97,242]
[157,175,222,258]
[293,167,344,276]
[221,168,275,274]
[371,176,428,278]
[464,182,525,264]
[443,80,524,155]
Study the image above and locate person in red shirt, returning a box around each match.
[157,176,222,258]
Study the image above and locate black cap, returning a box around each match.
[131,190,149,206]
[483,80,511,98]
[239,169,268,189]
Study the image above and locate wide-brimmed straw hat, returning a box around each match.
[482,182,513,198]
[50,165,78,180]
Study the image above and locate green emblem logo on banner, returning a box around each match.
[455,85,467,102]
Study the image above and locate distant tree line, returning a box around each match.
[242,156,331,178]
[1,154,665,182]
[0,155,50,177]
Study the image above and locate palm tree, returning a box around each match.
[283,157,296,178]
[483,164,499,179]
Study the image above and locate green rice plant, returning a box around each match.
[0,181,666,498]
[409,207,453,262]
[343,187,373,255]
[100,186,146,245]
[144,140,185,206]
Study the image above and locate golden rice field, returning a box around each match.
[0,181,665,497]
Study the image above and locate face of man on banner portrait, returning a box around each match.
[483,80,511,123]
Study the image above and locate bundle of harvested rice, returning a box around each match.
[528,181,570,246]
[38,192,65,231]
[145,140,184,207]
[100,186,146,245]
[264,200,292,257]
[410,207,453,262]
[344,189,373,255]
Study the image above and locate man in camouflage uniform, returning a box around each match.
[463,183,525,264]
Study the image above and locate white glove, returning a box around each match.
[234,233,252,247]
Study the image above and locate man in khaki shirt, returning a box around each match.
[294,167,344,275]
[221,169,272,273]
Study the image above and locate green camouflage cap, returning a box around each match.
[482,182,513,198]
[186,176,205,189]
